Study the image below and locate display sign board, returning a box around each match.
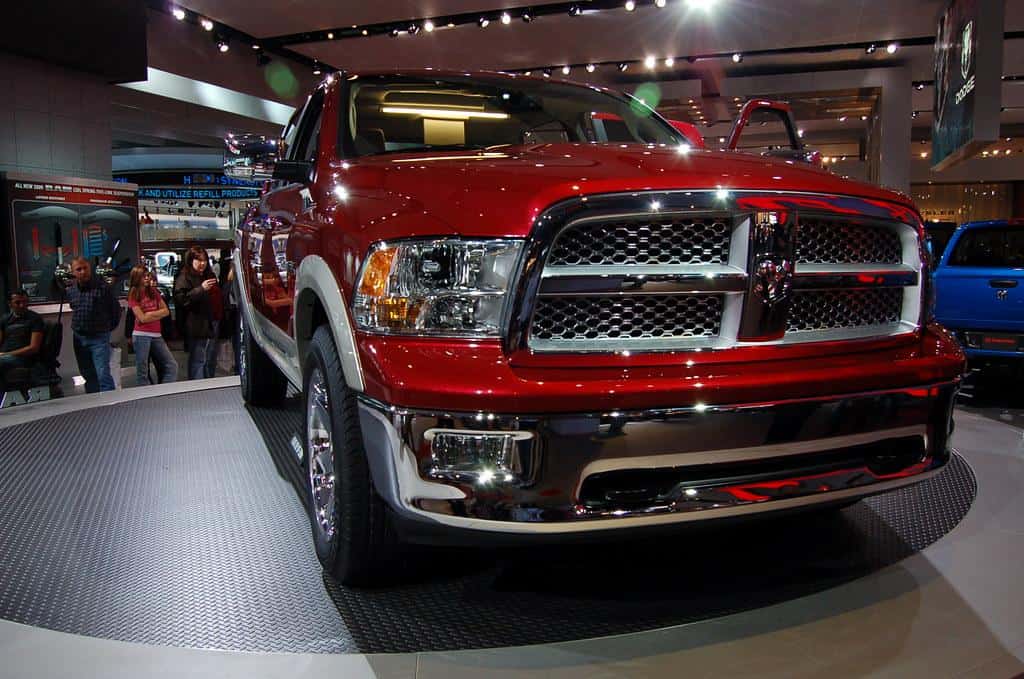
[137,187,260,200]
[931,0,1004,170]
[3,172,140,304]
[114,172,260,188]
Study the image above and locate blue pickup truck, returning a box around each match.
[933,219,1024,371]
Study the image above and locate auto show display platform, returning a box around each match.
[1,383,1023,678]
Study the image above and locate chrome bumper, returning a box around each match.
[356,382,958,535]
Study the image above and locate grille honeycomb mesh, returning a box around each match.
[548,216,731,266]
[796,220,902,264]
[531,295,723,343]
[787,288,903,332]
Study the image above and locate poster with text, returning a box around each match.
[5,175,139,304]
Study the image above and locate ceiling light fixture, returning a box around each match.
[886,42,899,54]
[407,23,420,34]
[313,62,322,75]
[664,57,675,67]
[478,17,490,27]
[172,7,186,20]
[216,38,229,53]
[732,53,743,63]
[865,44,876,54]
[200,17,214,31]
[562,65,571,75]
[390,27,401,36]
[569,4,583,16]
[501,12,512,24]
[327,31,334,39]
[915,82,925,90]
[542,68,552,78]
[655,0,667,6]
[586,63,596,72]
[251,43,260,50]
[362,29,369,35]
[618,62,629,72]
[625,1,636,11]
[861,115,868,121]
[522,9,534,22]
[423,19,434,32]
[644,55,656,69]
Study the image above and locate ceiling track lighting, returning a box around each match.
[664,57,675,67]
[865,44,877,54]
[542,68,552,78]
[407,23,420,34]
[522,9,534,22]
[655,0,667,6]
[568,4,583,16]
[423,19,435,32]
[312,62,322,75]
[915,82,925,90]
[886,42,899,54]
[214,34,229,52]
[200,17,214,31]
[561,65,571,75]
[644,56,656,69]
[478,17,490,27]
[500,12,512,24]
[390,27,401,37]
[585,63,596,72]
[625,0,636,11]
[618,62,629,72]
[171,6,186,21]
[732,52,743,63]
[327,31,334,39]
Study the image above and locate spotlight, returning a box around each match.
[569,4,583,16]
[886,42,898,54]
[562,65,571,75]
[861,115,868,121]
[797,129,805,138]
[644,55,656,69]
[200,17,214,31]
[327,31,334,39]
[362,29,369,35]
[501,12,511,24]
[625,0,636,10]
[586,63,596,72]
[523,70,532,76]
[390,27,401,37]
[912,111,918,118]
[407,23,420,34]
[423,20,434,32]
[522,9,534,22]
[664,57,675,67]
[313,61,322,75]
[478,17,490,27]
[732,53,742,63]
[618,62,629,72]
[216,36,229,53]
[542,68,552,78]
[865,44,877,54]
[171,6,186,20]
[915,82,925,90]
[251,43,260,50]
[655,0,667,6]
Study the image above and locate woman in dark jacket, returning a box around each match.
[173,245,224,380]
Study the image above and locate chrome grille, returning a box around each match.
[548,216,731,267]
[787,289,903,333]
[531,295,723,344]
[796,219,901,264]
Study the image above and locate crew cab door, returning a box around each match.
[249,85,329,337]
[933,222,1024,332]
[727,99,821,167]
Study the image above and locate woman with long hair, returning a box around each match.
[127,265,177,385]
[173,245,223,380]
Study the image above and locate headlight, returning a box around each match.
[353,239,523,336]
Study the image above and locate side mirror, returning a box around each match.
[272,159,314,184]
[224,134,280,181]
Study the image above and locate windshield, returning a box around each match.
[948,226,1024,268]
[345,75,682,156]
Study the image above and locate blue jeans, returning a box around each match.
[73,331,115,393]
[133,335,178,386]
[187,321,219,380]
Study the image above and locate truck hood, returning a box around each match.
[343,143,916,239]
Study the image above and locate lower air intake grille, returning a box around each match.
[531,294,723,344]
[787,288,903,333]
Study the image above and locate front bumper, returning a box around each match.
[357,380,958,538]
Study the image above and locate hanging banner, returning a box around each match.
[931,0,1004,170]
[3,172,140,304]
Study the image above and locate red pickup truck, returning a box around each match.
[226,70,964,584]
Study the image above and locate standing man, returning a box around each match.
[67,257,122,393]
[0,289,44,394]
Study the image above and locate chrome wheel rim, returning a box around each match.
[238,315,248,386]
[307,367,336,541]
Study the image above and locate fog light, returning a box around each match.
[424,429,533,483]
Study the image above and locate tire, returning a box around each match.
[239,311,287,407]
[304,325,397,586]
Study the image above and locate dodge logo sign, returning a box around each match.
[754,257,793,306]
[960,20,973,80]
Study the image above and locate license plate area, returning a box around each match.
[969,332,1024,351]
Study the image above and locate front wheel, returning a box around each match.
[239,311,287,407]
[304,326,397,586]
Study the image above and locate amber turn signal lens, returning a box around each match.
[358,247,397,297]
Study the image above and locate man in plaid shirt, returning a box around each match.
[67,257,122,393]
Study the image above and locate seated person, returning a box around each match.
[0,289,44,393]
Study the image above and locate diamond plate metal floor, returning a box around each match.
[0,387,976,654]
